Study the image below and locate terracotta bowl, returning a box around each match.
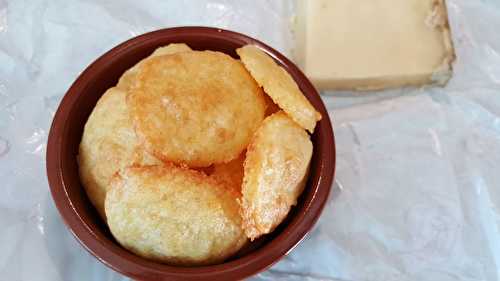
[46,27,335,281]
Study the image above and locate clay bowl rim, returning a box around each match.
[46,26,335,281]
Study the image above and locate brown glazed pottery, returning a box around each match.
[46,27,335,281]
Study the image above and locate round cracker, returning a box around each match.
[105,164,247,266]
[239,111,313,240]
[128,51,266,167]
[116,43,192,91]
[236,45,321,133]
[78,87,159,219]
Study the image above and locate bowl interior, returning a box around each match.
[47,27,334,281]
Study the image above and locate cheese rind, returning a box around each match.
[295,0,456,91]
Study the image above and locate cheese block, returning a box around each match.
[295,0,456,91]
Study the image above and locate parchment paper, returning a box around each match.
[1,0,499,280]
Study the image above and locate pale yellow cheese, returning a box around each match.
[295,0,455,91]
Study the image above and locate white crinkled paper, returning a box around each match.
[1,0,499,280]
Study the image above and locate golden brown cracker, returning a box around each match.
[239,111,312,240]
[237,45,321,133]
[128,51,266,167]
[105,164,247,266]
